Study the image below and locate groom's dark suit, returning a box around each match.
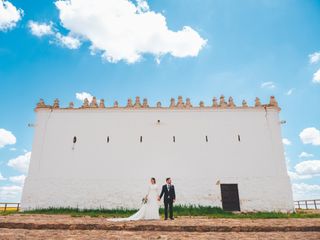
[159,184,176,219]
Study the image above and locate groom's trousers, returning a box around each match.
[164,200,173,219]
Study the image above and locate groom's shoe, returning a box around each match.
[164,218,168,220]
[170,218,174,220]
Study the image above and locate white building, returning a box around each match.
[21,96,294,212]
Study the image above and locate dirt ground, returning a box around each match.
[1,215,320,239]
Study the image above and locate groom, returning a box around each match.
[158,177,176,220]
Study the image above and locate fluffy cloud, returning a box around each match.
[28,20,81,50]
[0,173,6,181]
[0,185,22,201]
[7,152,31,173]
[313,69,320,84]
[299,152,314,158]
[295,160,320,176]
[9,174,26,185]
[299,127,320,146]
[309,52,320,84]
[309,52,320,64]
[282,138,291,146]
[260,81,275,89]
[0,0,23,31]
[76,92,93,102]
[292,183,320,200]
[54,0,207,63]
[288,171,312,180]
[28,21,54,37]
[55,32,81,49]
[0,128,16,148]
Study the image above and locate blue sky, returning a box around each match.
[0,0,320,202]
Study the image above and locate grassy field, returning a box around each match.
[1,205,320,219]
[0,207,19,212]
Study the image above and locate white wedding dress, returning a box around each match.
[110,184,160,221]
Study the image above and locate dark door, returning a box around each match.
[220,184,240,211]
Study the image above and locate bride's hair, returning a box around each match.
[151,177,156,184]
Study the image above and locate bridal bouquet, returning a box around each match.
[142,197,148,204]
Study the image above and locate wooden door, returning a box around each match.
[220,184,240,211]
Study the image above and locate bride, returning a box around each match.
[110,177,160,221]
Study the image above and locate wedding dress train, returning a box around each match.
[110,184,160,221]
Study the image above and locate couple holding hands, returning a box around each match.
[110,177,176,221]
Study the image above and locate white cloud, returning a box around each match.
[0,128,16,148]
[288,171,312,180]
[260,81,275,89]
[295,160,320,176]
[282,138,291,146]
[292,183,320,200]
[299,152,314,158]
[313,68,320,84]
[285,88,294,96]
[55,32,81,49]
[309,52,320,64]
[0,173,6,181]
[299,127,320,146]
[0,0,23,31]
[28,21,54,37]
[54,0,207,63]
[28,20,81,49]
[0,185,22,201]
[7,152,31,173]
[136,0,149,12]
[76,92,93,102]
[9,147,16,151]
[9,174,26,185]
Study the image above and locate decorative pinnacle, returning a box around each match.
[134,96,141,108]
[36,99,46,108]
[255,97,261,107]
[34,96,280,110]
[219,95,227,108]
[169,98,176,108]
[142,98,149,108]
[90,97,98,108]
[69,102,74,108]
[53,99,59,109]
[212,97,218,108]
[186,98,192,108]
[242,100,248,108]
[228,97,236,108]
[99,99,105,108]
[269,96,278,107]
[176,96,184,108]
[126,98,133,108]
[82,98,89,108]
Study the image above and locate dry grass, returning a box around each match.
[0,207,19,212]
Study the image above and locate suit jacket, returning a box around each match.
[160,184,176,202]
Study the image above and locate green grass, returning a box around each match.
[1,205,320,218]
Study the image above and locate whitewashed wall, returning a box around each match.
[21,107,294,212]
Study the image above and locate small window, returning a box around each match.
[206,136,208,142]
[173,136,176,143]
[238,134,241,142]
[73,136,77,143]
[157,120,160,124]
[106,136,110,143]
[140,136,143,143]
